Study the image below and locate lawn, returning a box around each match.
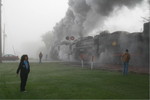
[0,62,149,99]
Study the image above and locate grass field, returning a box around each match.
[0,62,149,99]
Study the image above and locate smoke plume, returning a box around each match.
[42,0,146,60]
[52,0,142,42]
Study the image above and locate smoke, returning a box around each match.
[52,0,142,42]
[99,49,114,64]
[42,0,146,60]
[86,0,142,15]
[58,45,70,61]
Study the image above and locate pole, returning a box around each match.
[81,60,83,68]
[3,24,5,55]
[91,56,94,70]
[91,61,93,70]
[80,54,84,68]
[0,0,2,63]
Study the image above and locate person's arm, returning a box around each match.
[28,61,30,73]
[16,62,21,74]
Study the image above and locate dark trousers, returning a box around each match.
[123,62,129,75]
[39,58,42,63]
[20,73,28,91]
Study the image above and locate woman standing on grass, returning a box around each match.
[16,55,30,92]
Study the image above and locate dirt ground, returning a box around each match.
[64,62,149,74]
[94,64,149,74]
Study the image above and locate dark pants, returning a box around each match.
[123,62,129,75]
[39,58,42,63]
[20,73,28,91]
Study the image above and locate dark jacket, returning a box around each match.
[17,61,30,74]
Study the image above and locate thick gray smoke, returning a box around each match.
[51,0,142,42]
[42,0,144,60]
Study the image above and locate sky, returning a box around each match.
[2,0,68,58]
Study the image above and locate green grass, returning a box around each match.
[0,62,149,99]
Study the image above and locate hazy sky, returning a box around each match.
[2,0,68,58]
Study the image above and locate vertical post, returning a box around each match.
[91,56,94,70]
[80,54,84,68]
[3,24,5,55]
[0,0,2,63]
[91,62,93,70]
[81,60,83,68]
